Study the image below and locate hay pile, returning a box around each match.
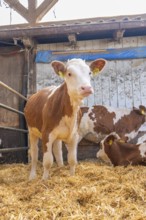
[0,160,146,220]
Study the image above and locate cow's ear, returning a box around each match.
[133,106,146,115]
[139,105,146,115]
[90,59,107,76]
[108,139,113,146]
[51,61,66,78]
[106,135,115,146]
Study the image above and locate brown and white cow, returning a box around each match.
[24,58,106,180]
[79,105,146,143]
[96,132,146,166]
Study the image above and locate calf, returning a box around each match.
[96,132,146,166]
[79,105,146,143]
[24,58,106,180]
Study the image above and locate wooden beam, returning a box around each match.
[36,0,58,22]
[28,0,37,25]
[5,0,59,24]
[4,0,29,22]
[68,34,77,46]
[113,29,125,43]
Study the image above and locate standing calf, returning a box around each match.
[24,58,106,180]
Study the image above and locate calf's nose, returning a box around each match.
[81,86,93,94]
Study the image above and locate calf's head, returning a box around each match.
[96,132,122,164]
[51,58,106,101]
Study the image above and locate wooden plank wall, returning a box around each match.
[0,49,28,163]
[36,36,146,108]
[0,50,25,127]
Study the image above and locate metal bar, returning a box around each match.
[0,126,28,133]
[0,146,28,153]
[0,81,28,101]
[0,103,24,115]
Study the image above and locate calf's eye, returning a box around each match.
[68,73,72,77]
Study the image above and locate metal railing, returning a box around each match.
[0,81,28,153]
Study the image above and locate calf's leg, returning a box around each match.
[28,130,39,180]
[53,140,64,167]
[67,136,78,176]
[42,134,55,180]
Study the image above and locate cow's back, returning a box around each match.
[79,105,146,143]
[24,86,56,131]
[79,105,116,142]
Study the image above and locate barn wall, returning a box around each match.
[0,50,25,127]
[0,48,28,163]
[36,36,146,108]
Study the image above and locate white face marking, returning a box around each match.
[64,59,93,100]
[96,132,119,163]
[96,144,111,164]
[96,138,111,163]
[139,143,146,158]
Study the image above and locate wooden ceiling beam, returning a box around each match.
[4,0,59,25]
[4,0,29,22]
[36,0,59,22]
[28,0,37,25]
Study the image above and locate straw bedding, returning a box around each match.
[0,160,146,220]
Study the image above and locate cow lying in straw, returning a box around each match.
[24,58,106,180]
[96,132,146,166]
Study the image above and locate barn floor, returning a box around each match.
[0,159,146,220]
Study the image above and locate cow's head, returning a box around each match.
[96,132,120,164]
[51,58,106,101]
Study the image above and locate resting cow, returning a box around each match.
[96,132,146,166]
[24,58,106,180]
[79,105,146,143]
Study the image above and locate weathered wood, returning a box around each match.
[36,0,58,22]
[28,0,37,24]
[0,50,25,127]
[4,0,29,22]
[0,81,27,101]
[5,0,58,25]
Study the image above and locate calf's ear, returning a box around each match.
[51,61,66,78]
[139,105,146,116]
[106,133,120,146]
[106,135,115,146]
[90,59,107,76]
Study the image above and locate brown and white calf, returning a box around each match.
[96,132,146,166]
[79,105,146,143]
[24,58,106,180]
